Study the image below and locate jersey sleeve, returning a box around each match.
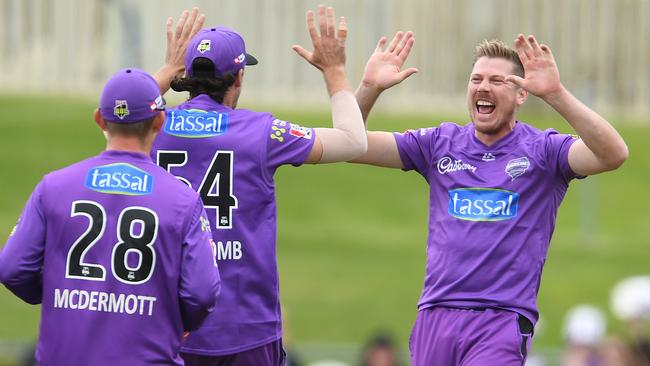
[544,130,582,183]
[393,127,438,177]
[0,180,46,304]
[178,196,221,331]
[264,117,316,174]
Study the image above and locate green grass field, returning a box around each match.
[0,95,648,360]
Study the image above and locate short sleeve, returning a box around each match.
[0,180,47,304]
[265,117,316,173]
[544,130,582,183]
[393,127,438,178]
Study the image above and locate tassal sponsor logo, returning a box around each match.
[164,109,228,138]
[448,188,519,221]
[85,163,153,195]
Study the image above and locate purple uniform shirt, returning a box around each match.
[0,150,221,365]
[394,121,579,324]
[151,95,315,355]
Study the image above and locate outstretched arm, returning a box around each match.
[349,32,418,169]
[356,31,418,122]
[153,7,205,94]
[506,34,628,176]
[292,5,366,164]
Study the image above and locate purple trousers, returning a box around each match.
[181,339,285,366]
[409,307,532,366]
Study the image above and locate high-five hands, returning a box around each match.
[292,5,348,72]
[361,31,418,93]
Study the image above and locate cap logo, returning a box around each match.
[197,39,211,54]
[113,100,130,120]
[234,53,245,64]
[149,95,165,111]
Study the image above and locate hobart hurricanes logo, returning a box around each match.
[197,39,211,53]
[85,163,153,195]
[113,100,130,120]
[506,157,531,180]
[164,109,228,138]
[448,188,519,221]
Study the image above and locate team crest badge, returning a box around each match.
[113,100,130,120]
[505,157,531,180]
[197,39,211,54]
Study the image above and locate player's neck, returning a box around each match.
[106,137,151,155]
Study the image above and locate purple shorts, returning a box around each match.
[409,306,533,366]
[181,339,285,366]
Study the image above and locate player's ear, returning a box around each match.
[234,69,244,88]
[152,111,165,133]
[94,109,107,130]
[516,87,528,106]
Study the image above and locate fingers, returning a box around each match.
[398,67,419,82]
[398,36,415,62]
[387,31,404,53]
[292,45,313,62]
[180,7,199,41]
[326,6,335,37]
[395,31,413,56]
[337,16,347,41]
[527,35,543,56]
[375,37,387,53]
[505,74,525,88]
[190,13,206,39]
[514,34,533,61]
[175,10,189,40]
[540,43,553,57]
[166,17,173,45]
[306,10,318,42]
[318,5,327,37]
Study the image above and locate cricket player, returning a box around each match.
[151,5,366,365]
[352,33,628,365]
[0,68,221,365]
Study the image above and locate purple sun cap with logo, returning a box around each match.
[185,26,258,77]
[99,68,165,123]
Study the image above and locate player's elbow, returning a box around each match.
[349,134,368,159]
[603,143,629,171]
[195,277,221,311]
[0,257,16,285]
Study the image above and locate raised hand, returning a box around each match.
[155,7,206,93]
[505,34,563,100]
[361,31,418,92]
[292,5,350,95]
[292,5,348,72]
[164,7,206,74]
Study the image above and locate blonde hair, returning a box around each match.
[473,39,524,77]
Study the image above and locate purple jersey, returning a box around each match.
[0,150,221,365]
[394,121,579,323]
[151,95,315,355]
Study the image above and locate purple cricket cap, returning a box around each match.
[186,26,258,77]
[99,68,165,123]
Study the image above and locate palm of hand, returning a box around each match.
[311,37,346,70]
[363,52,405,89]
[512,34,563,98]
[520,55,561,97]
